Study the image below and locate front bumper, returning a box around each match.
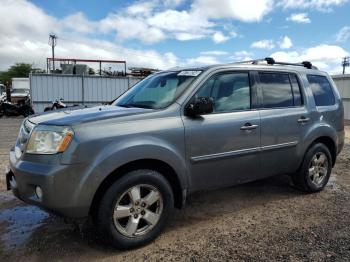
[7,150,91,218]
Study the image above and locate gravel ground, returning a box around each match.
[0,117,349,261]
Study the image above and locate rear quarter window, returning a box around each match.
[307,75,335,106]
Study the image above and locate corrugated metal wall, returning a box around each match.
[30,74,142,112]
[332,75,350,120]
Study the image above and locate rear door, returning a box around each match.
[182,71,261,191]
[257,71,310,177]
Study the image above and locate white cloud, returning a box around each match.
[61,12,98,34]
[193,0,274,22]
[212,31,230,43]
[234,51,254,58]
[229,51,254,62]
[1,0,349,74]
[200,50,229,56]
[286,13,311,23]
[279,36,293,49]
[336,26,350,42]
[0,0,179,70]
[278,0,348,11]
[0,0,56,39]
[251,39,275,50]
[271,44,349,73]
[126,2,155,16]
[100,15,166,44]
[174,33,206,41]
[163,0,185,7]
[186,56,220,66]
[147,9,213,41]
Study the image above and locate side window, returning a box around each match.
[290,74,303,106]
[259,72,293,108]
[195,72,251,113]
[196,78,215,98]
[307,75,335,106]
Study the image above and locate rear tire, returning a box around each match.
[292,143,332,193]
[96,169,174,249]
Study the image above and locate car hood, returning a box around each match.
[29,105,153,126]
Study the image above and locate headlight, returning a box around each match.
[26,125,74,154]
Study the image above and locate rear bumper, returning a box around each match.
[7,150,91,218]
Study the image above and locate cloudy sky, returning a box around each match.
[0,0,349,74]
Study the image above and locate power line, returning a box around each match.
[48,33,57,72]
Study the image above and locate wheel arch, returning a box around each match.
[89,159,185,218]
[311,136,337,167]
[301,122,338,168]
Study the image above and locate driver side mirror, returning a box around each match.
[185,97,214,117]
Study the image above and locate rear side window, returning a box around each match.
[290,74,302,106]
[259,72,293,108]
[307,75,335,106]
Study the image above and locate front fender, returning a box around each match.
[71,135,188,210]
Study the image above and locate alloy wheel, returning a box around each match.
[308,152,328,187]
[113,184,163,237]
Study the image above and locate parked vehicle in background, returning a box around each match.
[11,78,30,104]
[0,84,5,97]
[0,96,34,117]
[43,98,80,112]
[6,58,344,249]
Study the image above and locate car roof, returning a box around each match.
[165,62,328,76]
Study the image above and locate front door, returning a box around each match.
[182,71,261,191]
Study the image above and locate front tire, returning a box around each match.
[292,143,332,192]
[96,169,174,249]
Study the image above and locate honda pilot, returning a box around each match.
[6,58,344,249]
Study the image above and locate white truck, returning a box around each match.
[11,78,30,103]
[0,84,6,100]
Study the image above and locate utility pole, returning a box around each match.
[342,57,349,75]
[48,33,57,72]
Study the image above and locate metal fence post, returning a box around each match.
[29,72,33,107]
[82,73,85,105]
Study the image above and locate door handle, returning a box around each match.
[240,123,259,130]
[297,117,310,123]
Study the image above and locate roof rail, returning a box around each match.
[234,57,318,70]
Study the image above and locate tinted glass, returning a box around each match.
[195,72,251,112]
[115,71,198,109]
[307,75,335,106]
[259,73,293,108]
[290,74,302,106]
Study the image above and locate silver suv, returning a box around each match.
[6,58,345,249]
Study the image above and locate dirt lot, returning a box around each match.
[0,117,349,261]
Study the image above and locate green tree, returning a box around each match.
[0,63,33,84]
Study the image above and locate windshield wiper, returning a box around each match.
[117,103,155,109]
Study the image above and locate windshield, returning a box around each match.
[12,88,29,94]
[114,71,200,109]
